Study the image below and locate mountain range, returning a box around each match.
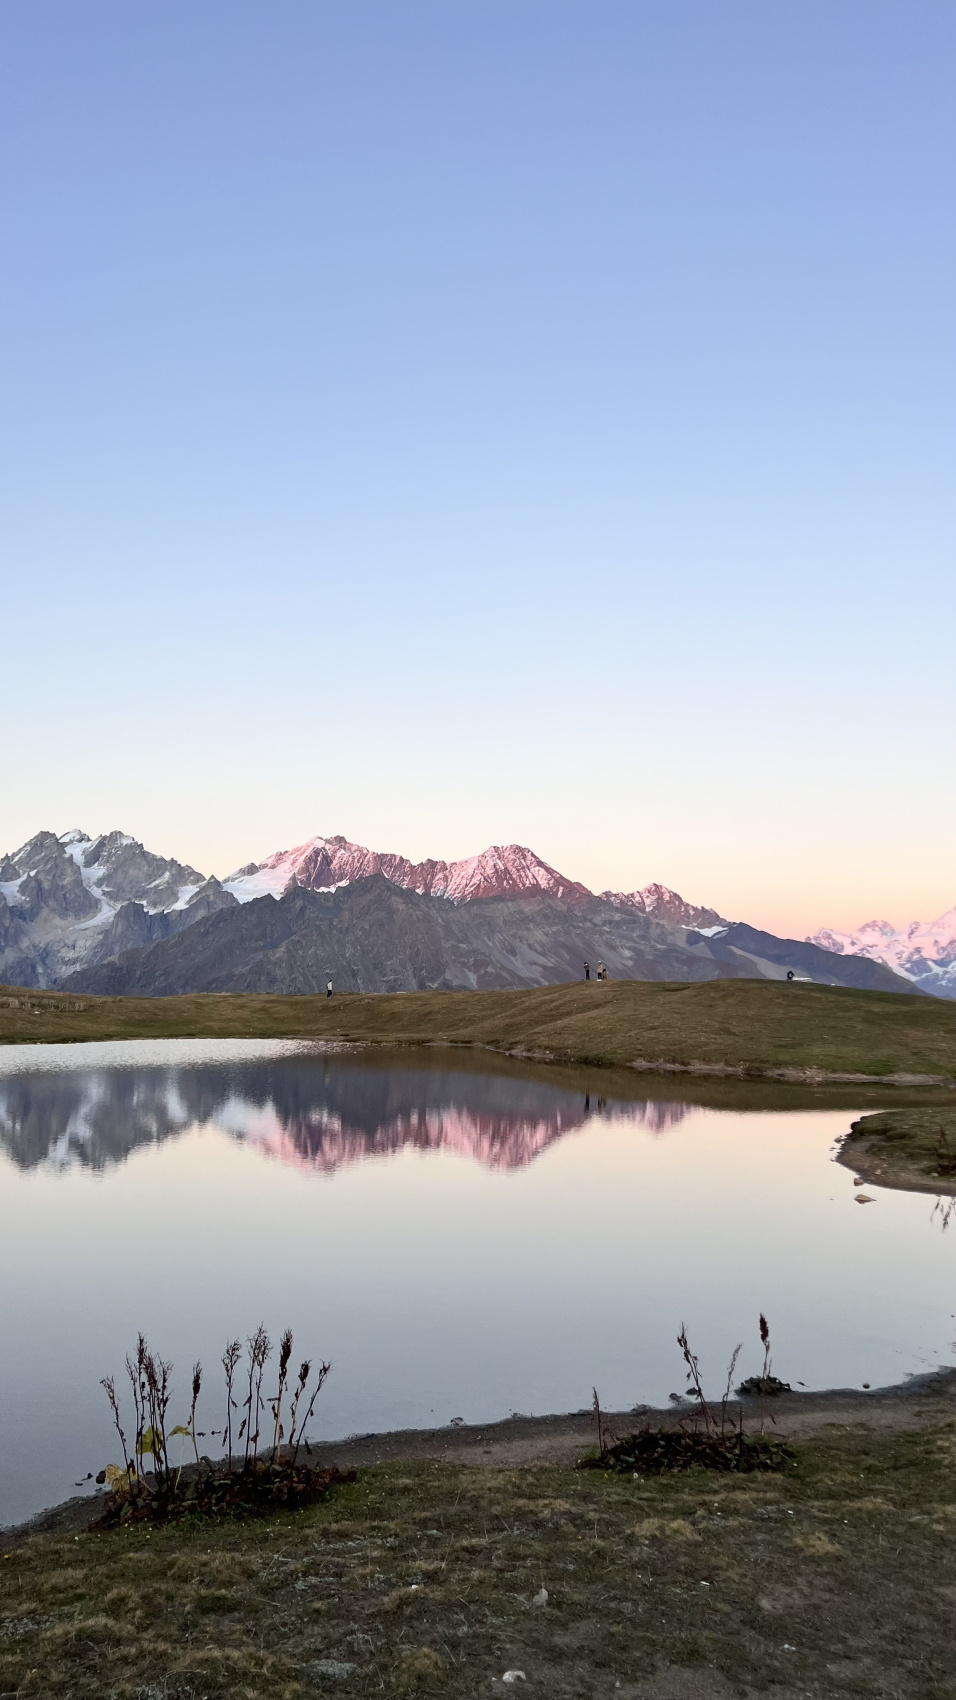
[0,826,948,999]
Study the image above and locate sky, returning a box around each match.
[1,0,953,938]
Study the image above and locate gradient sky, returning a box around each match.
[2,1,953,937]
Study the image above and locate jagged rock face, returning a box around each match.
[0,830,236,989]
[1,822,942,1000]
[4,833,101,925]
[63,875,921,1000]
[76,831,206,909]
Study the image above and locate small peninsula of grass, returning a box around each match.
[2,977,955,1084]
[838,1105,956,1196]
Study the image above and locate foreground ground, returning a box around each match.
[2,1380,955,1700]
[2,978,956,1082]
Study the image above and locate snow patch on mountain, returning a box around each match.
[808,907,956,1000]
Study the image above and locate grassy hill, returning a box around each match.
[2,977,955,1082]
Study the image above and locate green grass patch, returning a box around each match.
[2,978,955,1082]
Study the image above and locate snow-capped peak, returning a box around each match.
[598,882,725,930]
[224,836,592,906]
[222,833,725,929]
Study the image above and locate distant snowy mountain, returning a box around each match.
[808,909,956,1000]
[224,835,593,905]
[0,829,235,989]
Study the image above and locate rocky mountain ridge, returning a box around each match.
[222,832,721,923]
[63,874,917,1001]
[1,824,947,998]
[0,827,722,992]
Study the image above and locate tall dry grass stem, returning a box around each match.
[677,1322,714,1432]
[222,1340,241,1471]
[271,1328,293,1463]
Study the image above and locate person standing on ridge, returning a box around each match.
[327,979,333,998]
[584,962,590,981]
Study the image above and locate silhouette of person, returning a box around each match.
[584,962,590,981]
[327,979,333,998]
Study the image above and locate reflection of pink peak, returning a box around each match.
[218,1097,691,1174]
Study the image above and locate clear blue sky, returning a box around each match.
[2,1,953,934]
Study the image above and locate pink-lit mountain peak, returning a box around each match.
[599,882,725,929]
[224,835,592,906]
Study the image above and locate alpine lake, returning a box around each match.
[1,1037,953,1528]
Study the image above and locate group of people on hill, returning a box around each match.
[583,961,608,981]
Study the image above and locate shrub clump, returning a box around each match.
[99,1324,350,1524]
[98,1458,356,1526]
[736,1374,792,1398]
[581,1424,796,1476]
[584,1313,797,1477]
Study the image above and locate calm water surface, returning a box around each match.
[1,1038,953,1526]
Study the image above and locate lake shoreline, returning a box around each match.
[6,1366,954,1551]
[835,1106,956,1196]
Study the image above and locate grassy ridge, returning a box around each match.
[1,977,955,1080]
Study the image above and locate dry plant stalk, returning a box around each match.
[721,1342,742,1432]
[677,1322,714,1432]
[100,1324,332,1510]
[271,1328,293,1463]
[222,1340,241,1471]
[241,1324,272,1467]
[592,1386,604,1455]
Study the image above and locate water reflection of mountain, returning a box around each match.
[0,1058,690,1174]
